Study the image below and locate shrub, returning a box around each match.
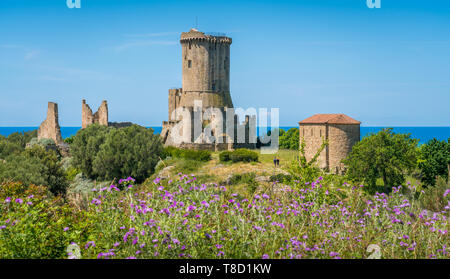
[0,145,68,196]
[0,181,92,259]
[71,124,110,179]
[231,149,259,163]
[27,138,60,156]
[92,125,163,183]
[288,137,327,185]
[219,150,232,162]
[66,166,81,181]
[164,146,211,162]
[220,149,258,163]
[418,138,450,187]
[6,130,37,148]
[0,137,22,159]
[64,136,74,145]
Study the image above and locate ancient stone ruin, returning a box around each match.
[298,114,361,174]
[37,102,64,145]
[161,29,256,151]
[81,99,108,129]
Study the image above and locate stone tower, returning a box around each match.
[81,99,108,129]
[299,114,361,174]
[168,29,233,121]
[37,102,64,145]
[161,29,256,151]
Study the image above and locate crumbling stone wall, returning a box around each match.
[37,102,63,145]
[82,100,108,129]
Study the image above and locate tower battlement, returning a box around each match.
[180,29,232,44]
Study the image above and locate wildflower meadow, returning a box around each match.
[1,174,448,259]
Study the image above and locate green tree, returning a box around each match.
[279,128,299,150]
[6,130,37,148]
[70,124,110,179]
[344,128,418,192]
[418,138,450,187]
[0,145,68,196]
[92,125,163,183]
[0,137,23,159]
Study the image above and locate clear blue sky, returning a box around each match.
[1,0,449,127]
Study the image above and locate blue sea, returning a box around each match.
[0,126,449,145]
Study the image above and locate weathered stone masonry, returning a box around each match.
[81,99,108,129]
[161,29,255,151]
[299,114,360,174]
[37,102,64,145]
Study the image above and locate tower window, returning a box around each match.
[188,60,192,68]
[212,83,216,91]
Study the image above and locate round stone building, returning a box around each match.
[298,114,361,174]
[161,29,256,150]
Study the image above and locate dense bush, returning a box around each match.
[5,130,37,148]
[418,138,450,187]
[219,149,259,163]
[344,128,418,193]
[92,125,163,183]
[70,124,110,179]
[0,181,92,258]
[0,145,68,196]
[164,146,211,162]
[279,128,299,150]
[27,138,60,156]
[219,150,232,162]
[0,137,23,159]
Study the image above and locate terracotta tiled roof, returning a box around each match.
[299,114,361,125]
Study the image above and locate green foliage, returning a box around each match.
[288,137,328,185]
[164,146,211,162]
[219,149,259,163]
[226,172,259,194]
[27,138,61,157]
[418,138,450,187]
[92,125,163,183]
[64,136,74,145]
[173,159,203,174]
[0,145,68,196]
[70,124,110,179]
[0,181,92,259]
[418,177,450,212]
[6,130,37,148]
[219,150,232,162]
[344,128,418,193]
[0,137,23,159]
[279,128,299,150]
[66,166,81,181]
[269,173,293,183]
